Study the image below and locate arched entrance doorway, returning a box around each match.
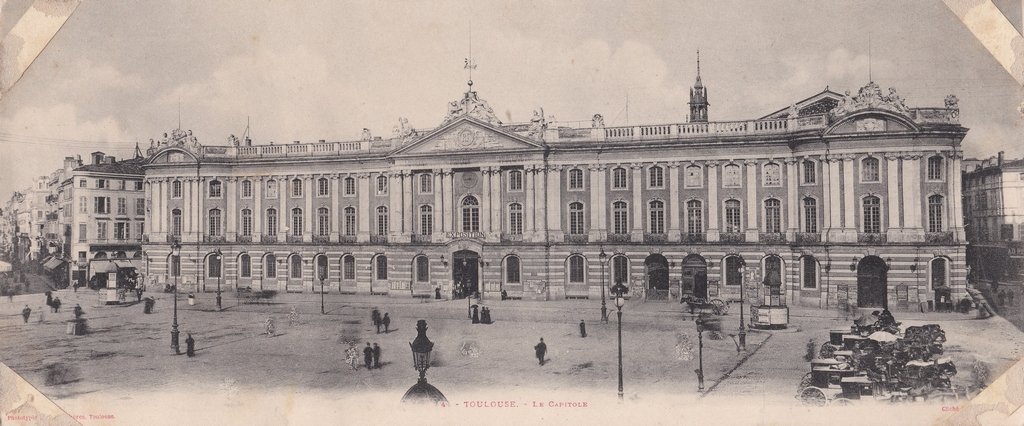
[645,254,669,292]
[681,255,708,299]
[452,250,479,299]
[857,256,888,308]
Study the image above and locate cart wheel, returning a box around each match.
[820,342,838,359]
[799,387,828,406]
[830,398,854,406]
[711,299,728,315]
[798,372,813,392]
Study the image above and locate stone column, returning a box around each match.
[446,169,456,232]
[481,167,492,235]
[490,168,501,241]
[630,163,643,241]
[840,154,857,241]
[885,153,902,240]
[403,171,414,238]
[525,165,536,238]
[902,154,924,240]
[588,165,602,241]
[150,180,160,236]
[744,159,759,242]
[537,166,548,239]
[785,158,799,240]
[950,152,965,240]
[183,178,193,237]
[279,176,288,237]
[330,175,340,240]
[668,162,681,242]
[253,177,263,239]
[304,175,313,242]
[826,157,842,242]
[595,165,607,240]
[433,170,443,239]
[357,173,370,242]
[388,172,401,240]
[226,178,237,241]
[196,177,205,241]
[706,162,720,241]
[546,166,562,240]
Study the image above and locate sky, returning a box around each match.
[0,0,1021,198]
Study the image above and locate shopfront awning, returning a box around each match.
[89,260,119,275]
[43,257,65,270]
[114,260,137,269]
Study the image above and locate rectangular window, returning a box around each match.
[135,181,143,191]
[684,166,703,188]
[420,174,433,194]
[802,257,817,289]
[79,196,88,213]
[78,224,87,242]
[344,178,356,196]
[118,180,126,190]
[343,256,355,280]
[725,201,742,233]
[114,222,128,240]
[97,222,108,240]
[762,164,781,187]
[687,203,703,234]
[97,179,106,189]
[136,222,145,241]
[94,197,111,214]
[802,160,816,184]
[135,199,145,216]
[317,178,329,197]
[265,258,277,278]
[117,197,127,215]
[79,180,87,188]
[292,179,303,198]
[804,199,818,233]
[170,255,181,277]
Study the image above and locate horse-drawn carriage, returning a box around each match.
[680,294,729,315]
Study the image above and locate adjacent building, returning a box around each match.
[141,73,968,311]
[962,153,1024,287]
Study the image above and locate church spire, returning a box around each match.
[688,50,709,123]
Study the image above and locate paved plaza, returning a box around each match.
[1,288,1022,425]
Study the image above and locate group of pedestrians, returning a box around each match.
[371,308,391,333]
[997,288,1016,308]
[362,342,383,369]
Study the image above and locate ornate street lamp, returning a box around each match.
[318,255,327,314]
[213,249,223,311]
[401,320,448,405]
[695,316,706,392]
[170,242,182,354]
[599,248,608,323]
[738,262,747,352]
[611,281,629,401]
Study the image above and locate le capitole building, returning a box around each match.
[140,66,967,312]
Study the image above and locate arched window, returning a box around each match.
[266,208,278,236]
[612,201,628,234]
[420,205,433,236]
[241,180,253,198]
[612,255,628,285]
[612,167,627,189]
[208,253,222,278]
[649,200,665,234]
[508,203,523,235]
[415,256,429,283]
[240,209,253,237]
[344,206,357,236]
[861,157,880,182]
[290,255,302,279]
[928,195,944,232]
[687,200,703,234]
[317,207,330,236]
[344,177,356,196]
[508,170,523,191]
[419,173,432,194]
[568,202,585,235]
[927,155,944,181]
[172,180,183,198]
[290,208,303,236]
[764,199,781,233]
[169,254,181,277]
[762,163,781,186]
[802,160,816,184]
[317,177,329,197]
[862,196,881,233]
[171,209,182,236]
[461,196,480,232]
[209,180,222,198]
[342,255,356,280]
[291,178,303,197]
[240,254,252,278]
[568,168,584,189]
[931,258,948,290]
[505,256,521,283]
[803,198,818,233]
[723,164,742,187]
[724,200,742,233]
[568,255,585,283]
[724,256,744,286]
[685,165,703,188]
[208,209,222,237]
[376,206,389,236]
[376,175,388,194]
[265,254,277,278]
[316,255,328,280]
[801,256,817,289]
[266,179,278,198]
[648,166,664,188]
[374,255,388,280]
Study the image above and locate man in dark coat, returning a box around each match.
[371,308,381,334]
[579,320,587,338]
[185,333,196,357]
[372,343,381,369]
[363,342,374,369]
[52,297,61,313]
[382,313,391,333]
[73,304,84,319]
[535,338,547,366]
[21,305,31,323]
[471,305,480,324]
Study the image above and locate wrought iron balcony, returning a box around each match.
[166,235,181,244]
[370,235,388,244]
[720,232,746,243]
[606,233,630,243]
[312,234,331,243]
[564,234,589,244]
[286,235,304,243]
[261,234,278,243]
[236,235,253,243]
[925,231,954,244]
[643,233,668,243]
[857,233,887,244]
[411,234,433,243]
[203,235,226,243]
[500,233,524,243]
[681,233,706,243]
[794,232,821,244]
[339,235,357,243]
[759,233,786,244]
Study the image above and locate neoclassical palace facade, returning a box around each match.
[141,76,968,311]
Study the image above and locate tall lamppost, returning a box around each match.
[213,249,223,311]
[611,281,629,401]
[599,249,608,323]
[738,262,747,351]
[319,255,326,315]
[170,242,181,355]
[401,319,448,405]
[695,316,706,391]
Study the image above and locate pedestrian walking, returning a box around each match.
[1008,289,1016,306]
[136,287,143,303]
[382,313,391,333]
[481,307,491,324]
[265,317,276,336]
[289,306,299,326]
[998,290,1007,307]
[534,338,547,366]
[371,308,381,334]
[143,297,155,314]
[73,304,84,319]
[345,345,359,370]
[472,304,480,324]
[185,333,196,357]
[579,320,587,338]
[372,343,381,369]
[21,305,30,323]
[52,297,61,313]
[363,343,373,369]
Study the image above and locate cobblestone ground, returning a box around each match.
[0,289,1021,425]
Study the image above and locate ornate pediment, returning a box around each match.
[831,82,910,118]
[146,128,202,157]
[442,90,502,126]
[394,118,542,156]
